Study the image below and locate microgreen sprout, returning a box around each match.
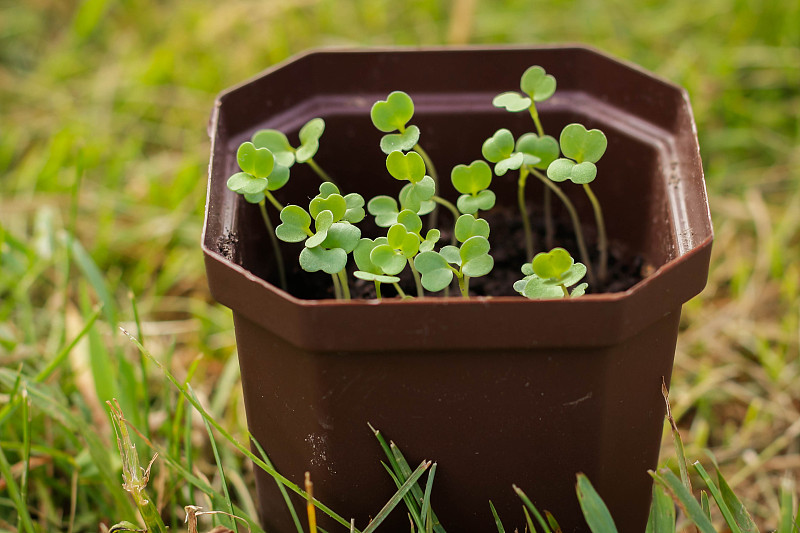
[514,247,588,299]
[547,123,609,282]
[252,117,335,184]
[371,91,441,226]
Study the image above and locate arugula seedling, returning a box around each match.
[450,160,496,216]
[275,182,364,299]
[513,247,588,299]
[547,123,609,282]
[371,91,441,226]
[252,117,335,184]
[413,214,493,298]
[352,237,404,299]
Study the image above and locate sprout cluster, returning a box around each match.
[226,65,612,301]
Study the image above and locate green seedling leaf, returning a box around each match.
[482,128,515,163]
[321,223,361,253]
[368,196,401,227]
[454,214,490,243]
[387,224,420,257]
[492,91,532,112]
[420,229,440,252]
[439,245,461,266]
[252,129,296,167]
[318,181,340,197]
[397,209,423,234]
[457,190,496,214]
[399,176,435,212]
[513,485,552,533]
[299,246,347,274]
[227,172,268,195]
[559,123,607,164]
[266,164,291,191]
[353,237,389,274]
[371,91,415,133]
[306,210,334,248]
[414,252,455,292]
[571,282,588,297]
[295,118,325,162]
[310,192,347,221]
[547,158,598,184]
[237,141,274,178]
[518,277,563,299]
[371,244,407,276]
[489,501,507,533]
[520,66,556,102]
[354,271,401,283]
[646,483,676,533]
[451,160,492,195]
[516,133,560,170]
[275,205,312,243]
[344,193,366,223]
[243,191,265,204]
[460,236,493,277]
[532,247,573,279]
[495,152,525,176]
[387,150,426,183]
[576,474,618,533]
[380,125,420,154]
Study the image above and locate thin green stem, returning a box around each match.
[331,272,342,300]
[528,103,545,137]
[431,195,461,245]
[408,258,424,297]
[259,201,288,291]
[337,269,351,300]
[528,167,594,285]
[306,158,335,185]
[374,281,382,300]
[414,143,439,228]
[264,191,284,212]
[457,274,469,298]
[392,283,408,299]
[582,183,608,284]
[559,284,570,298]
[517,167,534,260]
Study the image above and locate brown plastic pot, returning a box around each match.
[203,46,712,532]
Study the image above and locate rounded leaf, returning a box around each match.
[306,210,334,248]
[380,125,420,154]
[275,205,311,243]
[454,214,490,243]
[516,133,560,170]
[513,276,532,295]
[266,164,291,191]
[399,176,435,212]
[481,129,515,163]
[522,277,564,299]
[371,91,415,133]
[299,118,325,145]
[546,158,597,184]
[531,247,574,279]
[460,236,491,263]
[321,222,361,253]
[386,150,426,183]
[571,282,588,297]
[344,193,366,223]
[252,129,295,167]
[451,160,492,195]
[310,193,347,222]
[353,238,380,274]
[546,158,575,182]
[520,66,556,102]
[559,262,587,288]
[439,245,461,266]
[413,251,454,292]
[368,196,400,227]
[494,152,525,176]
[371,245,406,276]
[559,123,607,164]
[227,172,267,195]
[492,91,532,112]
[462,253,494,278]
[318,181,340,197]
[396,209,423,235]
[243,191,265,204]
[419,229,440,252]
[237,142,274,178]
[299,246,347,275]
[354,271,400,283]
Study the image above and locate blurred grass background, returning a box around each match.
[1,0,798,530]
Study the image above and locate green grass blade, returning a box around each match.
[18,388,31,533]
[121,329,356,531]
[251,435,304,533]
[545,512,562,533]
[381,461,425,531]
[0,439,37,533]
[717,467,759,533]
[420,463,437,530]
[693,462,743,533]
[489,501,507,533]
[645,482,675,533]
[700,490,710,518]
[575,474,618,533]
[650,469,715,533]
[190,385,237,532]
[363,461,431,533]
[64,234,117,326]
[663,381,692,494]
[513,485,551,533]
[523,506,538,533]
[777,478,796,533]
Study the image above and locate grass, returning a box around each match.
[1,0,798,530]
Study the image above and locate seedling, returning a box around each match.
[514,247,588,299]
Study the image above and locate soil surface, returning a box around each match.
[280,204,647,300]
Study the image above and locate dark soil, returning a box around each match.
[280,204,647,300]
